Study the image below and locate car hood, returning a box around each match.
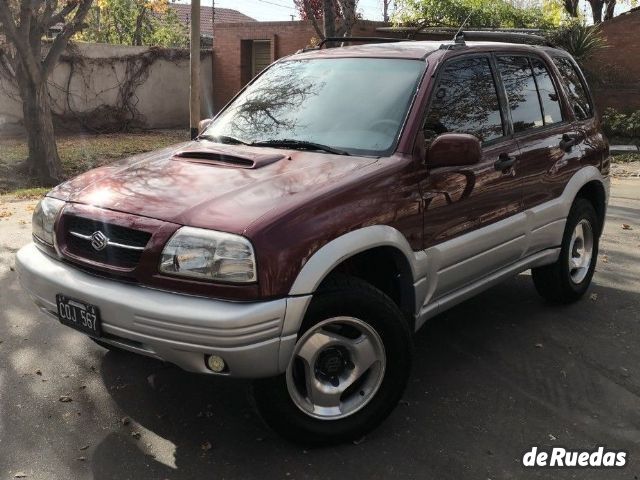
[50,141,378,234]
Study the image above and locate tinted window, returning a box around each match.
[552,57,593,120]
[498,56,543,133]
[424,57,503,143]
[531,58,563,125]
[206,58,425,156]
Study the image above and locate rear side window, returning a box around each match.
[552,57,593,120]
[497,56,544,133]
[424,56,504,143]
[530,58,563,125]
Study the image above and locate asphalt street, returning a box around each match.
[0,178,639,480]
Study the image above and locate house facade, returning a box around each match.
[211,20,387,112]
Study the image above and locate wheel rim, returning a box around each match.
[285,317,386,420]
[568,219,594,284]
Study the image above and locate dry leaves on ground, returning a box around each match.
[201,441,213,451]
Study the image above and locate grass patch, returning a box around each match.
[0,129,189,195]
[612,153,640,163]
[9,187,50,200]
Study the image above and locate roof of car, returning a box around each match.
[292,40,556,61]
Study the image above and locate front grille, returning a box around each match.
[63,215,152,269]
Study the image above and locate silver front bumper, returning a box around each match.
[16,243,300,378]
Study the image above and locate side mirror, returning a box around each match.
[198,118,213,134]
[427,133,482,169]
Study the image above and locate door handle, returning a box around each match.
[494,153,516,172]
[559,133,582,152]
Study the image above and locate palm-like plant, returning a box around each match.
[548,22,607,64]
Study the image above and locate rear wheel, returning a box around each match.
[253,275,413,445]
[532,198,599,303]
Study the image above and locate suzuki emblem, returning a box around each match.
[90,231,109,251]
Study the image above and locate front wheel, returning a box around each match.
[253,275,413,445]
[532,198,599,303]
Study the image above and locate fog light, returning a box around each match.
[206,355,226,373]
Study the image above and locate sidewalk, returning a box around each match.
[611,144,640,154]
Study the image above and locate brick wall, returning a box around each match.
[585,8,640,113]
[211,20,387,112]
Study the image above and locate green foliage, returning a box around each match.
[394,0,560,29]
[78,0,188,48]
[547,21,606,63]
[602,108,640,140]
[148,6,189,48]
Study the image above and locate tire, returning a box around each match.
[253,275,413,445]
[532,198,599,303]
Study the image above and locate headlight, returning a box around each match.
[159,227,256,283]
[32,197,65,246]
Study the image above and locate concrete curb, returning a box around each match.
[611,144,640,155]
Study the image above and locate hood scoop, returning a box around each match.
[173,145,286,169]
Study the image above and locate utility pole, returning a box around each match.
[190,0,201,140]
[215,0,216,111]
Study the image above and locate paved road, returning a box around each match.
[1,179,639,480]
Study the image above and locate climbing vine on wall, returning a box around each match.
[0,42,207,133]
[54,45,191,132]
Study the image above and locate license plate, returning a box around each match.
[56,294,102,337]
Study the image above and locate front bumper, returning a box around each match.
[16,243,301,378]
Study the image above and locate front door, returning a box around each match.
[419,54,524,299]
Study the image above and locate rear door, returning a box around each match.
[550,55,607,173]
[420,54,524,298]
[495,54,579,254]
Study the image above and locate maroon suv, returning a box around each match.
[17,38,609,444]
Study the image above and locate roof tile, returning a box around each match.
[169,4,256,36]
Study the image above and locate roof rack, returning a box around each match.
[318,36,410,49]
[458,30,551,46]
[376,26,553,47]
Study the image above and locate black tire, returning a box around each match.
[253,275,413,445]
[531,198,599,303]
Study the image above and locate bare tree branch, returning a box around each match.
[301,1,324,39]
[44,1,79,29]
[0,0,41,82]
[0,49,17,78]
[43,0,91,75]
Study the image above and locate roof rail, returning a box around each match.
[376,26,553,47]
[460,30,552,46]
[318,37,409,49]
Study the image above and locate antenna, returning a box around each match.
[453,12,472,44]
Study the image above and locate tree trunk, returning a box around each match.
[323,0,337,43]
[589,0,604,23]
[604,0,616,20]
[19,75,63,185]
[133,7,147,46]
[564,0,579,17]
[338,0,357,37]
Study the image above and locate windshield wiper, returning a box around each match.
[198,134,252,146]
[252,139,350,156]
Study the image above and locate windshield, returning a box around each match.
[204,58,426,156]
